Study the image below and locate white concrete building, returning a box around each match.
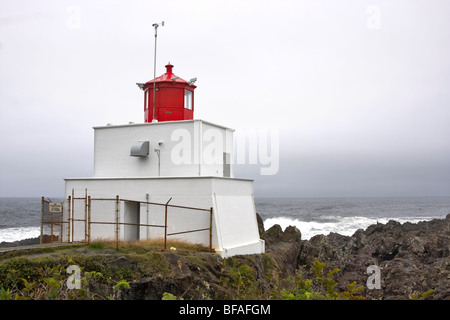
[62,64,264,257]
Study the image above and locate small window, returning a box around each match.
[144,90,148,110]
[184,89,192,110]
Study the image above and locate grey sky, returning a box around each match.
[1,0,449,197]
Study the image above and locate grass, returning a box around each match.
[0,237,216,300]
[0,239,185,300]
[85,237,210,254]
[0,239,384,300]
[0,238,209,267]
[0,237,374,301]
[0,244,85,262]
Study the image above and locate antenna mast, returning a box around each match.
[151,21,164,123]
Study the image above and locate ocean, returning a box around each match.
[256,197,450,239]
[1,197,449,243]
[0,197,62,243]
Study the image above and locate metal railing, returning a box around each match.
[41,197,65,244]
[41,191,214,251]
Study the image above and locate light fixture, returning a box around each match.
[154,149,161,176]
[189,77,197,86]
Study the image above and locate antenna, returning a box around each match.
[151,21,165,123]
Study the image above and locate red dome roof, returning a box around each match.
[145,63,191,85]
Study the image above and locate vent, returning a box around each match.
[130,141,149,157]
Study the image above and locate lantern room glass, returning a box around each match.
[184,90,192,110]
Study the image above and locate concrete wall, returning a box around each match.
[63,177,264,257]
[93,120,234,178]
[62,119,263,257]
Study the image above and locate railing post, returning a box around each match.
[84,188,88,243]
[67,195,71,243]
[71,189,74,243]
[60,206,63,243]
[115,195,120,250]
[209,207,213,251]
[87,196,91,244]
[50,204,54,243]
[164,197,172,250]
[40,197,45,244]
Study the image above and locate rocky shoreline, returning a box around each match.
[0,236,41,248]
[260,213,450,299]
[0,214,449,300]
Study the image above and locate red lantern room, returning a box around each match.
[137,63,196,122]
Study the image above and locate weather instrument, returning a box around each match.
[151,21,165,122]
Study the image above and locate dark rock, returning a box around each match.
[284,226,302,243]
[296,214,450,300]
[96,214,450,300]
[263,224,284,246]
[109,255,132,269]
[0,236,41,248]
[1,212,448,300]
[257,222,303,278]
[256,213,265,237]
[98,249,119,255]
[266,242,300,277]
[262,223,301,246]
[71,248,95,255]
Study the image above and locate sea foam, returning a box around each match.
[263,216,437,240]
[0,226,41,243]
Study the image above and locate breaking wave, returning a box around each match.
[263,215,438,240]
[0,226,41,243]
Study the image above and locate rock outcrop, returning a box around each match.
[260,213,450,300]
[0,236,41,248]
[1,214,448,300]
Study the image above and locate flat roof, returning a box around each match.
[93,119,235,131]
[64,176,253,182]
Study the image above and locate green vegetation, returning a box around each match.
[273,260,365,300]
[0,241,435,300]
[0,253,133,300]
[0,242,366,300]
[410,289,435,300]
[0,241,173,300]
[218,257,366,300]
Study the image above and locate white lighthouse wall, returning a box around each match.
[63,177,264,257]
[200,121,234,178]
[93,120,233,178]
[211,178,264,257]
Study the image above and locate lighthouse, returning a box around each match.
[60,62,265,258]
[137,63,196,122]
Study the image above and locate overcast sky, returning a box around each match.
[1,0,450,198]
